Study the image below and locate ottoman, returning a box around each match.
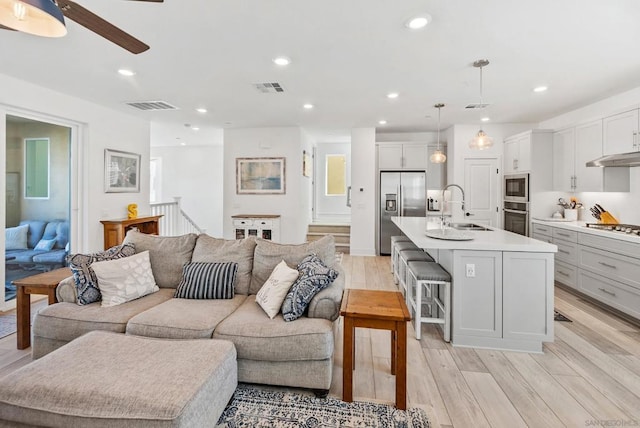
[0,331,237,428]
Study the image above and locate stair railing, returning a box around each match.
[150,197,205,236]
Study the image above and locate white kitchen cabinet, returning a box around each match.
[552,121,629,192]
[603,109,640,155]
[377,143,428,170]
[426,144,447,190]
[504,134,531,174]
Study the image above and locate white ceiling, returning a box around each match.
[2,0,640,143]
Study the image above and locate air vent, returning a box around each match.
[126,101,179,111]
[465,103,490,109]
[254,82,284,93]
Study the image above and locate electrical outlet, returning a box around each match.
[466,263,476,278]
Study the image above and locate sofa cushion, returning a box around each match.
[54,221,70,249]
[19,220,46,249]
[32,288,175,343]
[191,234,256,295]
[123,231,198,289]
[282,254,339,322]
[5,224,28,250]
[32,249,68,265]
[213,296,334,362]
[68,243,136,305]
[8,249,41,263]
[256,260,299,319]
[34,238,56,251]
[92,251,159,307]
[174,262,237,299]
[126,295,247,339]
[250,235,336,295]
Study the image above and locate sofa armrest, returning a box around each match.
[56,276,77,303]
[307,263,345,321]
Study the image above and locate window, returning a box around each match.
[325,154,346,196]
[24,138,50,199]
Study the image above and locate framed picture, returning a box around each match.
[236,157,286,194]
[302,150,312,177]
[104,149,141,193]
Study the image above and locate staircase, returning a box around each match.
[306,223,350,254]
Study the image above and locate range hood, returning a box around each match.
[586,151,640,167]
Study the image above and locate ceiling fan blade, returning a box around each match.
[0,24,17,31]
[57,0,150,54]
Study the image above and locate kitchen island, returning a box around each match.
[393,217,557,353]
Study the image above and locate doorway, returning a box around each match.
[313,142,351,224]
[3,115,73,308]
[463,157,499,227]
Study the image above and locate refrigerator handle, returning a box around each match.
[398,185,403,216]
[346,186,352,207]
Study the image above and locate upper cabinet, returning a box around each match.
[552,121,629,192]
[377,143,428,170]
[603,109,640,155]
[504,133,531,174]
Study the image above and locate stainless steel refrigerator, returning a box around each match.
[379,171,426,255]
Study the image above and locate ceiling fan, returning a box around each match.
[0,0,163,54]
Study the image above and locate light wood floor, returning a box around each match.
[1,255,639,428]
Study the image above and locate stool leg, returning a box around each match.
[415,280,422,340]
[444,282,451,342]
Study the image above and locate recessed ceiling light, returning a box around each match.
[481,117,490,122]
[303,103,314,109]
[180,142,186,146]
[533,86,548,93]
[273,56,291,66]
[379,120,387,125]
[196,108,207,113]
[405,14,431,30]
[387,92,399,99]
[192,127,200,131]
[117,69,136,77]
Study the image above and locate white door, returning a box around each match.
[464,158,499,227]
[314,142,351,223]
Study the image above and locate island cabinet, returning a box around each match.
[441,249,554,351]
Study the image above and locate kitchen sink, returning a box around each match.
[450,223,492,231]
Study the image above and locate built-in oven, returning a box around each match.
[504,201,529,236]
[504,173,529,202]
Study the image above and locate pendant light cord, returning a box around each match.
[437,105,441,150]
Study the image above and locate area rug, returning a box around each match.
[215,384,430,427]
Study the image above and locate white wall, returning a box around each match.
[539,87,640,223]
[150,145,224,236]
[223,127,312,244]
[349,128,376,256]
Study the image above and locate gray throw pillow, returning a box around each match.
[67,243,136,305]
[174,262,238,299]
[281,253,339,322]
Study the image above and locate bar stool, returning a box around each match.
[390,236,412,272]
[407,260,451,341]
[392,241,418,284]
[397,249,434,298]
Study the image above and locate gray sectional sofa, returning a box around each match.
[32,231,344,394]
[5,220,69,269]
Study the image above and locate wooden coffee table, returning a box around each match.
[340,289,411,409]
[13,267,72,350]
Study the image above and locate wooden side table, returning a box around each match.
[100,215,162,250]
[13,267,72,350]
[340,289,411,409]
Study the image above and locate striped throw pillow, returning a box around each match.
[174,262,238,299]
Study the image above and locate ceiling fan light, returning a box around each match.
[469,129,494,150]
[0,0,66,37]
[430,150,446,164]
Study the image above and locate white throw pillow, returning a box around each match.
[91,251,159,307]
[5,224,29,250]
[256,260,300,319]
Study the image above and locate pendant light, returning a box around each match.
[469,59,493,150]
[0,0,67,38]
[430,103,446,164]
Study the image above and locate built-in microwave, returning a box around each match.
[504,173,529,202]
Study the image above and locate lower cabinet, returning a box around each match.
[578,270,640,320]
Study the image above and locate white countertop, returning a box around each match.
[532,218,640,245]
[392,217,557,252]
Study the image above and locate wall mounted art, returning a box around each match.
[236,157,286,194]
[105,149,140,193]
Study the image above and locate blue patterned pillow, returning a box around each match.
[68,243,136,305]
[174,262,238,299]
[281,254,339,322]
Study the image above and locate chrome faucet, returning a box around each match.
[441,184,466,227]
